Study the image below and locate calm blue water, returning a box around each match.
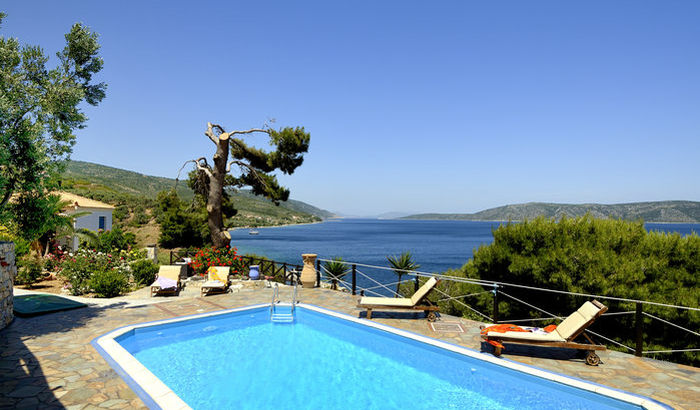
[120,307,642,410]
[229,219,699,293]
[231,219,502,273]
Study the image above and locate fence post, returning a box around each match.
[635,302,643,357]
[414,275,420,292]
[316,259,321,288]
[352,264,357,295]
[169,250,173,265]
[492,284,499,324]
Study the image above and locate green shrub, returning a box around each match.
[441,215,700,366]
[89,269,130,297]
[131,206,150,226]
[113,204,129,221]
[131,259,159,286]
[0,224,31,257]
[156,190,208,248]
[94,227,136,252]
[16,257,44,288]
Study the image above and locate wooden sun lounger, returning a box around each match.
[201,266,230,296]
[150,265,183,297]
[481,300,608,365]
[357,277,441,321]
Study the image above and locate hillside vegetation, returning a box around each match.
[404,201,700,223]
[59,160,333,245]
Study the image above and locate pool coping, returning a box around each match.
[92,303,671,410]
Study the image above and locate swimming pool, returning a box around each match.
[93,304,668,409]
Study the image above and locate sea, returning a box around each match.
[229,219,699,293]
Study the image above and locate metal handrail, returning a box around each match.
[291,282,297,314]
[269,283,279,318]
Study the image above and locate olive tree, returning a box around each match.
[0,12,106,220]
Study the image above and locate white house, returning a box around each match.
[58,192,115,250]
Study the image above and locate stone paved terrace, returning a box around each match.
[1,285,699,409]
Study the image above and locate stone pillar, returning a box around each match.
[145,244,158,263]
[0,242,16,330]
[300,254,317,288]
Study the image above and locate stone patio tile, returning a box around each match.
[60,388,98,404]
[1,286,698,409]
[99,398,127,408]
[6,384,44,398]
[17,398,45,410]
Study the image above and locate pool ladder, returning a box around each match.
[269,283,297,323]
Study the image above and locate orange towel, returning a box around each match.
[481,324,530,350]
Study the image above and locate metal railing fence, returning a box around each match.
[315,257,699,365]
[169,249,302,284]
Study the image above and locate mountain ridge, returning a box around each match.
[402,201,700,223]
[60,160,335,220]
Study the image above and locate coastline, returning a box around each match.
[228,218,336,232]
[401,218,700,224]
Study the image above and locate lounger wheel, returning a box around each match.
[426,311,437,322]
[585,351,600,366]
[493,346,502,357]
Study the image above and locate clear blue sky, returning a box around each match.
[3,1,699,216]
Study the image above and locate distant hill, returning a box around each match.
[235,191,336,219]
[402,201,700,223]
[376,212,412,219]
[60,160,335,220]
[61,160,194,200]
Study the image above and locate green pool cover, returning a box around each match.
[13,294,87,317]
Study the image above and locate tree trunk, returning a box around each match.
[207,133,232,248]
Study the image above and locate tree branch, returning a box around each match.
[178,158,213,180]
[204,122,218,144]
[229,160,270,189]
[0,184,14,209]
[230,128,270,136]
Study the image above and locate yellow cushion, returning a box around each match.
[359,297,414,307]
[410,277,438,305]
[207,266,230,282]
[158,265,182,281]
[202,280,227,289]
[487,330,565,342]
[555,301,602,340]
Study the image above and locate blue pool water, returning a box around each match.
[117,306,643,409]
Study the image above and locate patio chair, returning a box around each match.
[201,266,230,296]
[481,300,608,365]
[357,277,441,321]
[150,265,183,297]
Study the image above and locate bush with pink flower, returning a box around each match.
[59,248,131,295]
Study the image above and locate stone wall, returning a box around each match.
[0,242,16,330]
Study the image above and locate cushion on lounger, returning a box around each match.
[488,330,565,342]
[555,301,602,340]
[410,277,438,305]
[158,265,183,282]
[208,266,230,282]
[359,297,414,307]
[201,280,226,289]
[154,276,177,290]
